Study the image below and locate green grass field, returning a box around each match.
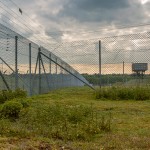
[0,87,150,150]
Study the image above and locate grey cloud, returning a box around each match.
[52,0,147,27]
[57,0,130,22]
[14,0,148,30]
[45,28,64,42]
[65,0,129,11]
[12,0,150,42]
[28,0,131,24]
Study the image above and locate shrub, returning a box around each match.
[1,101,23,120]
[117,87,134,100]
[13,89,27,98]
[0,90,14,104]
[17,99,30,108]
[0,89,27,104]
[0,92,5,104]
[134,87,150,100]
[0,105,2,118]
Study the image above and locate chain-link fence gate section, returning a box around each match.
[0,23,92,96]
[52,31,150,88]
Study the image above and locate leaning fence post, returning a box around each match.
[15,36,18,89]
[29,43,32,96]
[38,47,41,94]
[99,40,102,88]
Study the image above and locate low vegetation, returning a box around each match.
[0,89,27,104]
[96,86,150,100]
[82,73,150,86]
[0,87,150,149]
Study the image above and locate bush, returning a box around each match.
[16,99,30,108]
[13,89,27,98]
[1,101,23,120]
[0,90,14,104]
[0,89,27,104]
[0,92,5,104]
[134,87,150,101]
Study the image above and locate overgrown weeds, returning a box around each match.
[18,103,112,141]
[96,86,150,100]
[0,87,149,149]
[0,101,112,141]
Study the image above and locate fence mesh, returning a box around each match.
[0,23,90,95]
[51,31,150,87]
[1,21,150,95]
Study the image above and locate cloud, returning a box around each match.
[12,0,150,43]
[57,0,145,24]
[1,1,150,47]
[64,0,129,11]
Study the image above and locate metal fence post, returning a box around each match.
[123,61,125,84]
[49,53,51,74]
[56,58,57,74]
[29,43,32,96]
[15,36,18,89]
[99,40,102,88]
[38,47,41,94]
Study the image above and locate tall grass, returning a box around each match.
[96,86,150,100]
[0,102,112,141]
[0,87,149,149]
[21,103,112,141]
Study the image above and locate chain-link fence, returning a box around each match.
[0,23,91,95]
[51,31,150,87]
[100,32,150,87]
[1,21,150,95]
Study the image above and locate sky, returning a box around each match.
[3,0,150,43]
[1,0,150,74]
[0,0,150,45]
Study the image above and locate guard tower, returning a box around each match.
[132,63,148,78]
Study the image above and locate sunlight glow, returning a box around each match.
[141,0,150,4]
